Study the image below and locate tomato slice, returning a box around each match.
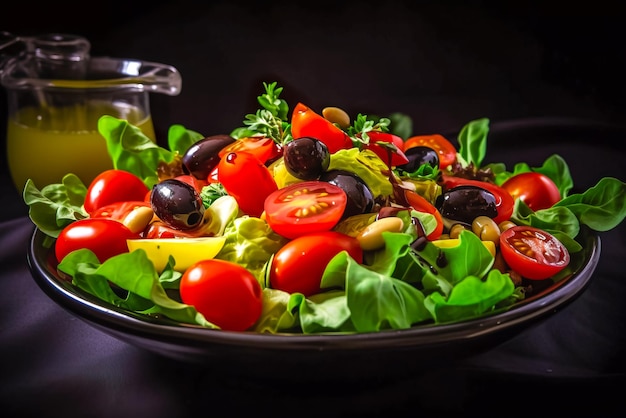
[218,136,282,165]
[91,201,151,221]
[499,225,570,280]
[403,189,444,240]
[364,131,409,168]
[501,172,561,212]
[441,175,514,224]
[404,134,457,169]
[290,102,353,154]
[264,180,347,239]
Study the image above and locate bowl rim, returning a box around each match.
[27,225,601,352]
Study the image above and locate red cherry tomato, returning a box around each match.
[404,134,457,169]
[269,231,363,297]
[91,201,151,221]
[180,259,263,331]
[83,169,149,216]
[501,172,561,212]
[403,190,444,240]
[217,151,278,218]
[264,181,347,239]
[290,102,353,154]
[364,131,409,167]
[499,225,570,280]
[218,136,282,164]
[441,175,514,224]
[175,174,207,194]
[55,218,139,263]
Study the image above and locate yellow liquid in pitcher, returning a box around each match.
[7,103,156,192]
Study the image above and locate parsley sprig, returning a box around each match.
[231,82,292,145]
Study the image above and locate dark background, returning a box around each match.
[2,1,626,147]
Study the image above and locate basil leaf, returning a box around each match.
[424,269,515,324]
[98,115,175,188]
[457,118,489,167]
[167,124,204,155]
[23,174,88,238]
[555,177,626,231]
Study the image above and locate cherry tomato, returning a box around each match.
[83,169,149,216]
[180,259,263,331]
[499,225,570,280]
[403,189,444,240]
[218,136,282,165]
[91,201,151,221]
[290,102,353,154]
[441,175,514,224]
[404,134,457,169]
[364,131,409,167]
[501,172,561,212]
[55,218,139,263]
[217,151,278,218]
[269,231,363,296]
[175,174,207,194]
[264,180,347,239]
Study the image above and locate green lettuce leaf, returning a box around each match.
[58,249,215,328]
[23,174,88,238]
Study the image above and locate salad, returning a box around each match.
[24,82,626,334]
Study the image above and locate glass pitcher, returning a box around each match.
[0,32,182,192]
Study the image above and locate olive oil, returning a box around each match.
[7,102,155,191]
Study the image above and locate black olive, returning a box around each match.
[397,146,439,172]
[435,185,497,224]
[319,169,374,218]
[283,137,330,180]
[182,134,235,180]
[151,179,205,230]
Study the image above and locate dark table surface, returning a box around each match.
[1,2,626,417]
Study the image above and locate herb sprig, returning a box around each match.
[231,82,292,145]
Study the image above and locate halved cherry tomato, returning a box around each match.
[264,180,347,239]
[180,259,263,331]
[441,175,514,224]
[91,201,151,221]
[291,102,353,154]
[218,136,282,165]
[217,151,278,218]
[501,172,561,212]
[55,218,139,263]
[364,131,409,168]
[269,231,363,296]
[499,225,570,280]
[83,169,149,216]
[403,189,444,240]
[404,134,457,169]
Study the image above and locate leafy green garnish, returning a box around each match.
[488,153,574,198]
[23,174,88,238]
[456,117,489,168]
[98,116,176,188]
[347,113,390,146]
[58,248,216,328]
[230,81,292,145]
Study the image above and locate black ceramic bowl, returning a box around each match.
[27,118,618,381]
